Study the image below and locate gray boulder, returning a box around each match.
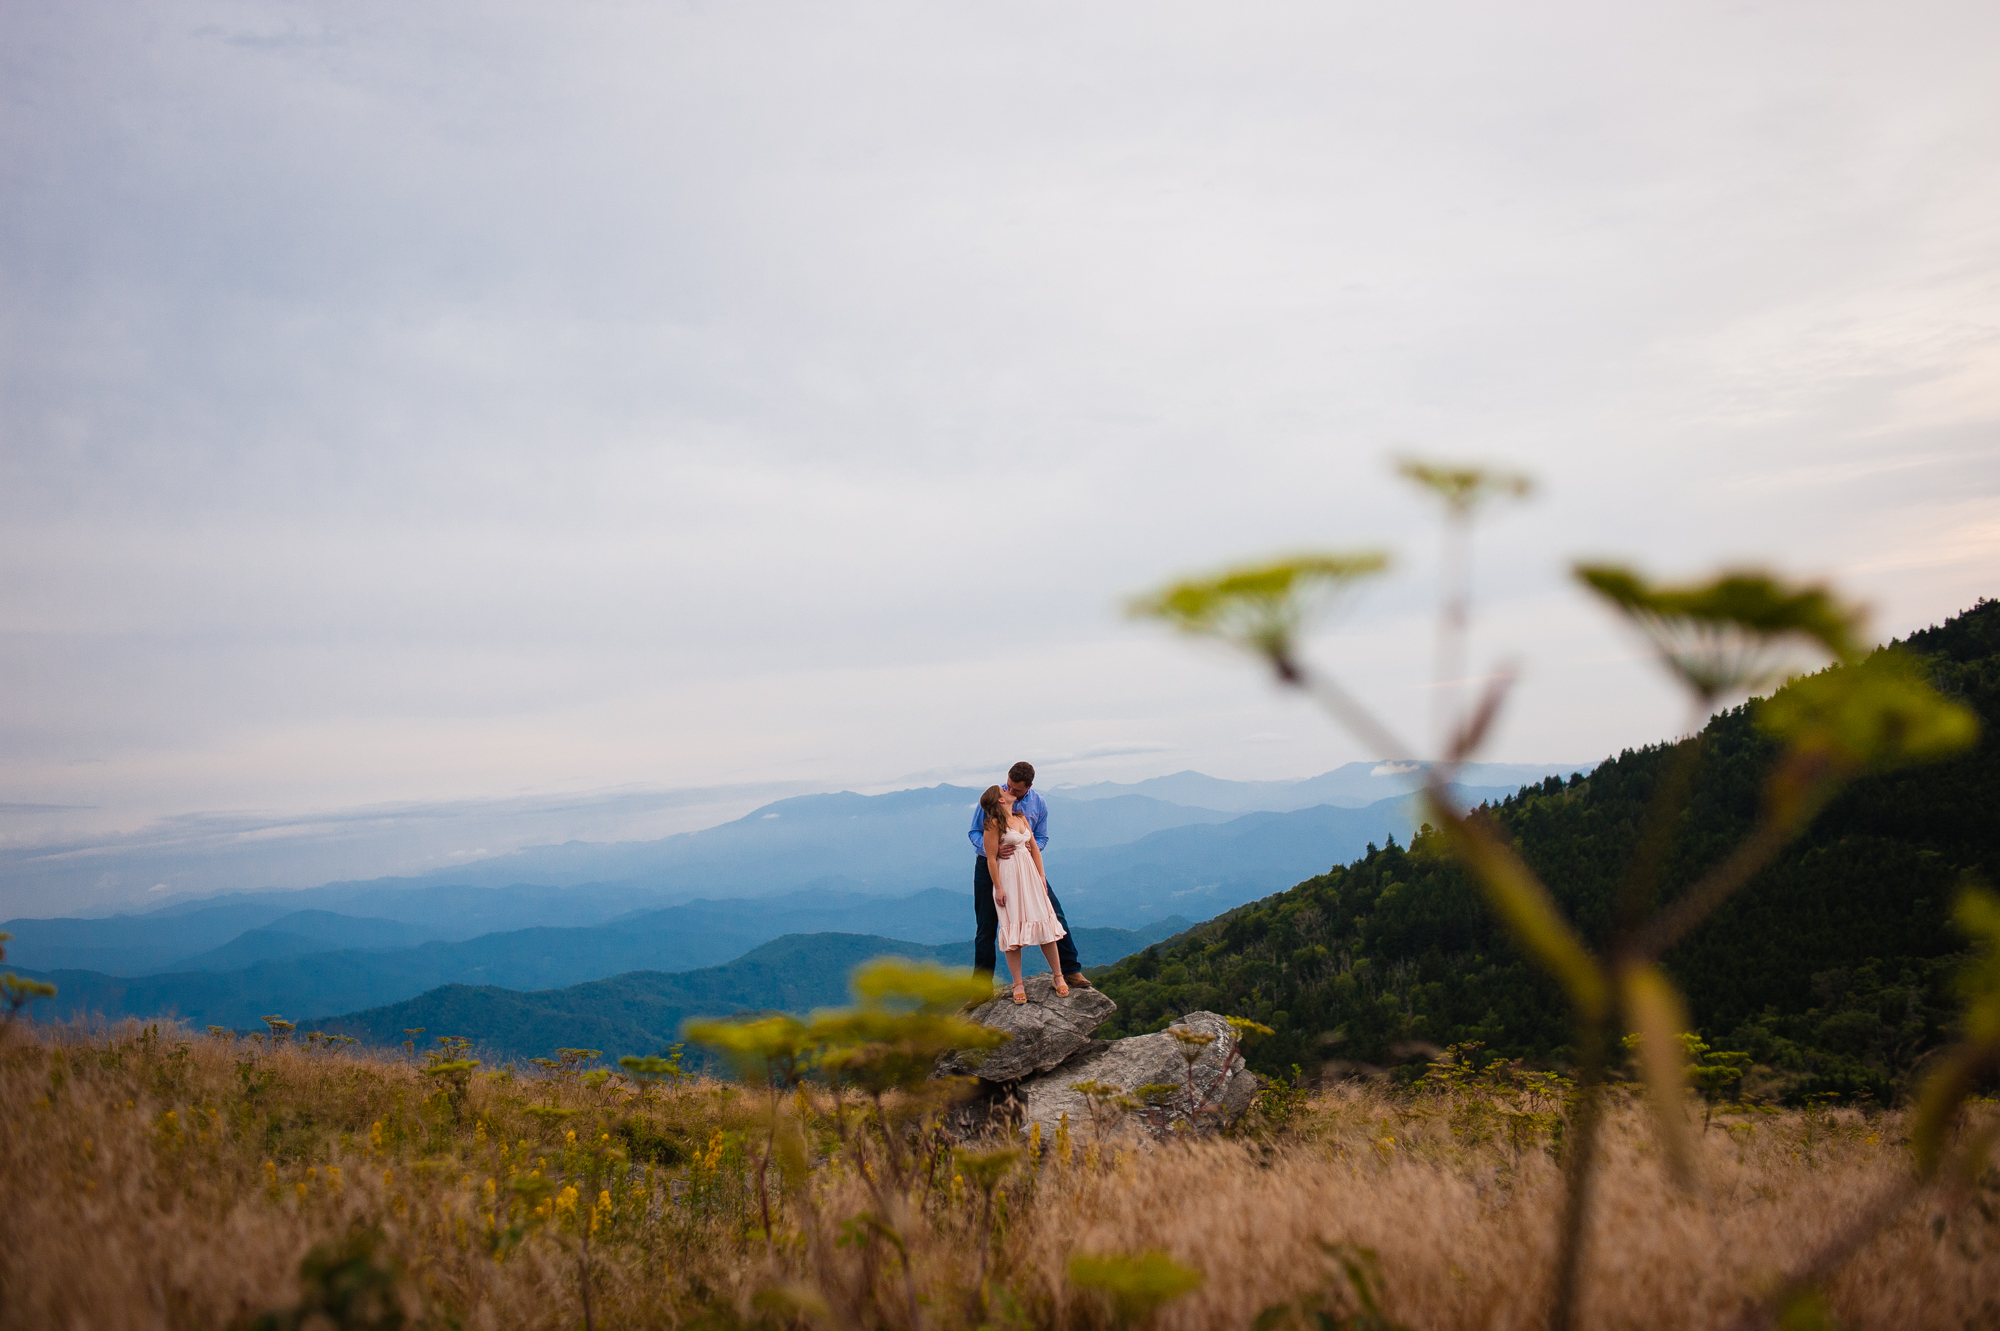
[1015,1010,1260,1140]
[937,974,1118,1083]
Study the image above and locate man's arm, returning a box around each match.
[967,804,986,856]
[1028,793,1049,850]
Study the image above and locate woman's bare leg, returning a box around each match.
[1003,948,1025,986]
[1039,942,1064,984]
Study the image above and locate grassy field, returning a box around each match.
[2,1020,1995,1330]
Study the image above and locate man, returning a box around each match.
[967,760,1092,989]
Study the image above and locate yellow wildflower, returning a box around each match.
[369,1121,385,1152]
[326,1167,343,1192]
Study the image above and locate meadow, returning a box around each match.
[4,1018,1995,1331]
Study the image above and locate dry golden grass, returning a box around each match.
[2,1020,1995,1330]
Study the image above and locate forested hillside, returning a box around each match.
[1095,598,1999,1104]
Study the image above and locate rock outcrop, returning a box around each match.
[940,979,1260,1141]
[1014,1009,1257,1138]
[937,974,1118,1082]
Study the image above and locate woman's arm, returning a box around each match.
[1027,835,1046,883]
[984,823,1006,905]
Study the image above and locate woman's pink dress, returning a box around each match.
[993,825,1067,951]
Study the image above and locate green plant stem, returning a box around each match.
[1434,512,1472,746]
[1298,670,1419,766]
[975,1189,996,1312]
[755,1084,779,1242]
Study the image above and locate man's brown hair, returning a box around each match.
[1008,761,1035,786]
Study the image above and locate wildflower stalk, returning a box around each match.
[1128,457,1980,1331]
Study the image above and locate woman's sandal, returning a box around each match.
[1052,979,1071,998]
[1011,981,1028,1005]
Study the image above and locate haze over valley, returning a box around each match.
[5,761,1584,1035]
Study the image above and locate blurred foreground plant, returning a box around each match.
[1068,1250,1204,1328]
[1131,459,1984,1331]
[689,958,1000,1329]
[0,933,57,1027]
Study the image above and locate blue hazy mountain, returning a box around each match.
[1054,795,1445,923]
[2,764,1591,926]
[389,787,1240,896]
[309,923,1195,1062]
[5,764,1594,1035]
[4,882,701,974]
[20,888,964,1028]
[356,772,1568,897]
[22,912,1191,1034]
[1052,760,1585,811]
[0,788,1258,972]
[13,788,1478,1030]
[1,901,304,975]
[167,911,440,971]
[6,776,1557,1031]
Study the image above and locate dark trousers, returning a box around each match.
[973,855,1081,978]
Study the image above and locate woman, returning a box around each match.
[980,784,1069,1004]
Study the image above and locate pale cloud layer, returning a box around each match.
[3,2,1997,912]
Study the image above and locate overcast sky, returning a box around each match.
[4,2,1997,911]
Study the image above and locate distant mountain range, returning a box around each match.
[309,927,1196,1062]
[1052,761,1579,812]
[9,769,1585,973]
[18,893,1193,1031]
[6,763,1591,1032]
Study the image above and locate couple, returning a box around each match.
[967,761,1092,1005]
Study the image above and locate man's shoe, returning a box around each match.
[1066,972,1094,990]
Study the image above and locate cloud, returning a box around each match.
[2,1,1997,915]
[1072,743,1177,761]
[0,781,826,918]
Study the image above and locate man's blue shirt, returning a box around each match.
[968,789,1048,855]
